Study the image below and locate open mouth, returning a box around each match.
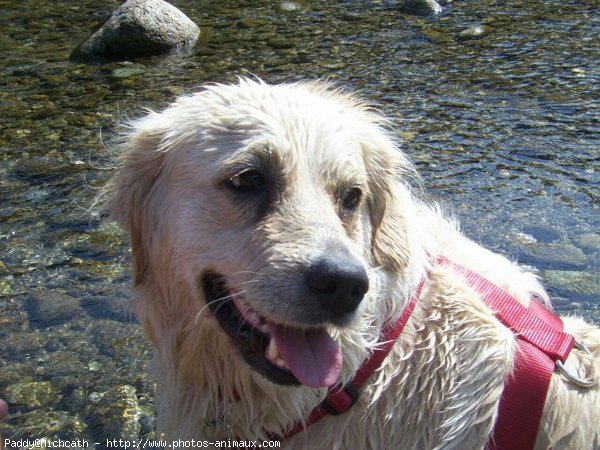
[202,272,342,388]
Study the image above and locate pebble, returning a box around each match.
[237,18,269,29]
[276,1,309,13]
[268,37,296,49]
[111,66,146,78]
[421,29,452,43]
[458,24,494,40]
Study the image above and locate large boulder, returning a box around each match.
[78,0,200,59]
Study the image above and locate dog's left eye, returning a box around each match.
[342,187,362,211]
[229,169,266,192]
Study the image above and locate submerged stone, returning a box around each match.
[236,18,269,28]
[519,242,588,271]
[77,0,200,59]
[422,28,452,43]
[111,66,147,78]
[85,385,142,438]
[574,233,600,253]
[543,270,600,297]
[458,24,494,40]
[25,291,85,328]
[4,381,60,410]
[522,225,561,244]
[5,410,90,443]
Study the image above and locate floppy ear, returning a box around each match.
[363,133,414,273]
[107,126,166,286]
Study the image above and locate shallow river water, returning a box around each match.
[0,0,598,445]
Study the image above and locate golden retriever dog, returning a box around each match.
[106,78,600,449]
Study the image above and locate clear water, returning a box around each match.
[0,0,598,444]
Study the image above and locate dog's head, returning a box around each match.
[108,78,415,389]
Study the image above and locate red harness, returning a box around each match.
[274,258,579,449]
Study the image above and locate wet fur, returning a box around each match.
[106,78,600,449]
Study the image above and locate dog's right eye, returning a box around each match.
[229,169,266,193]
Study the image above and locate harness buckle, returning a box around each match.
[320,382,360,416]
[555,340,598,389]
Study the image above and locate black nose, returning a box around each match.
[306,256,369,316]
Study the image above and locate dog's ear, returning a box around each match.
[363,133,413,273]
[107,125,166,286]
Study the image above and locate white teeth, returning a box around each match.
[267,339,279,360]
[266,339,289,370]
[232,298,290,371]
[276,358,288,369]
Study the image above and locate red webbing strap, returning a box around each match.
[488,340,555,450]
[440,258,574,363]
[438,258,575,450]
[276,277,426,440]
[351,277,425,388]
[274,258,576,447]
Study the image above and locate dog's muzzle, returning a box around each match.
[201,255,369,389]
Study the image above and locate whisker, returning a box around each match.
[216,289,248,303]
[228,279,261,290]
[194,288,251,325]
[232,270,262,277]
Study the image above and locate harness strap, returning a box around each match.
[489,340,555,450]
[443,259,574,362]
[437,258,575,450]
[273,257,578,450]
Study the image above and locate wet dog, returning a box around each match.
[106,78,599,449]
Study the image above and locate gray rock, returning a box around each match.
[80,291,130,322]
[236,18,269,29]
[422,28,452,43]
[519,242,588,271]
[522,225,561,244]
[4,380,60,410]
[0,329,49,358]
[79,0,200,58]
[25,290,85,328]
[574,233,600,253]
[401,0,442,16]
[111,66,146,78]
[458,24,494,40]
[542,270,600,297]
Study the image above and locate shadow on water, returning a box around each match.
[0,0,598,444]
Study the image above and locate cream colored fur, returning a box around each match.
[106,78,600,449]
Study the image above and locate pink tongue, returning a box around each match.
[267,324,342,388]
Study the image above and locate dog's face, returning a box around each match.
[110,79,412,389]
